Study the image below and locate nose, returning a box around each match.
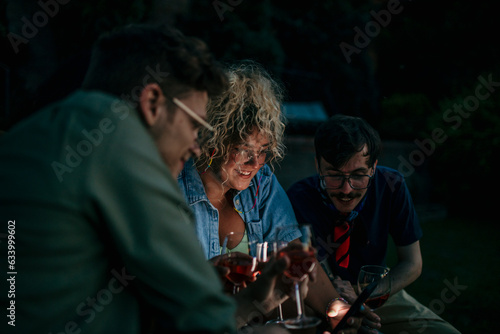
[191,131,201,158]
[339,176,353,193]
[190,142,201,158]
[245,154,260,168]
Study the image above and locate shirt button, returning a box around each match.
[235,199,240,206]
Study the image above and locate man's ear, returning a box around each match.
[139,83,165,126]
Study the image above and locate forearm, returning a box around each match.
[234,286,289,328]
[233,257,292,328]
[388,261,421,295]
[234,292,258,328]
[390,241,423,295]
[304,260,341,316]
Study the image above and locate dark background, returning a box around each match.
[1,1,498,332]
[2,0,499,218]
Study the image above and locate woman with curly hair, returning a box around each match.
[178,60,298,258]
[177,60,373,330]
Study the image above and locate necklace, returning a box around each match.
[200,148,217,175]
[233,173,263,214]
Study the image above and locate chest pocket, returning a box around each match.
[245,220,263,243]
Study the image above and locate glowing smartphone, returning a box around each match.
[331,280,378,333]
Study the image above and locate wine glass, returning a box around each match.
[276,225,321,329]
[256,241,285,325]
[357,265,391,311]
[220,231,257,294]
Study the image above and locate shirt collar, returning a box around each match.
[181,159,209,204]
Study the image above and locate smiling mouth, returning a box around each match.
[331,194,359,202]
[235,165,253,177]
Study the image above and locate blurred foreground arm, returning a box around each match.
[233,256,291,328]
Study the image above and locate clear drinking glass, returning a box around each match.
[220,231,257,294]
[276,225,321,329]
[357,265,391,311]
[256,241,285,325]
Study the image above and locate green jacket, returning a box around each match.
[0,90,236,333]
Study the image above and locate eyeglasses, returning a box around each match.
[172,97,213,146]
[233,147,272,166]
[319,173,373,190]
[172,98,214,132]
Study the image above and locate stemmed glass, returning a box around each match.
[219,231,257,295]
[256,241,285,325]
[357,265,391,311]
[276,225,321,329]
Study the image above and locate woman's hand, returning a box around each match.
[210,252,258,294]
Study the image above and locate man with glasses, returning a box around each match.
[287,114,460,334]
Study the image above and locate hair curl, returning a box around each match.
[196,60,286,173]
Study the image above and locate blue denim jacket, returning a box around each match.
[178,160,301,260]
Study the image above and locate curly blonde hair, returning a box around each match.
[196,60,286,172]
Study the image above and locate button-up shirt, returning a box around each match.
[178,160,301,260]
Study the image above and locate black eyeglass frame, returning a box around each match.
[319,173,374,190]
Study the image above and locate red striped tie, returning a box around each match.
[334,219,351,268]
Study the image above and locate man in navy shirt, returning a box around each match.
[287,114,460,334]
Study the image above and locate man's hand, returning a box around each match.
[233,256,291,327]
[332,276,358,303]
[332,276,381,333]
[324,298,362,334]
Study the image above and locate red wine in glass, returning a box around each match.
[365,292,390,309]
[357,265,391,311]
[220,231,257,294]
[219,255,257,285]
[279,247,316,281]
[276,225,321,329]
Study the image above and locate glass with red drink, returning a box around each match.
[219,231,257,294]
[357,265,391,311]
[276,225,321,329]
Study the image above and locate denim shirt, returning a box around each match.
[178,160,301,260]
